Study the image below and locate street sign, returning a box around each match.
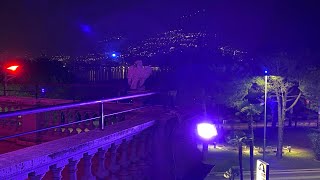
[256,159,269,180]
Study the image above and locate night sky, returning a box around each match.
[0,0,319,58]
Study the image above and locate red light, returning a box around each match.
[6,65,19,71]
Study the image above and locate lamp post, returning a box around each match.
[197,122,218,140]
[2,65,20,96]
[263,70,268,160]
[197,122,218,160]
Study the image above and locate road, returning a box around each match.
[205,168,320,180]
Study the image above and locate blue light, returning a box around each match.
[264,70,268,74]
[80,24,91,33]
[41,88,45,93]
[112,53,116,57]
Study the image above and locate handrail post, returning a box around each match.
[100,102,104,130]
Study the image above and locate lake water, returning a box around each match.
[74,66,165,82]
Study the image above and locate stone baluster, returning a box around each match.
[63,127,70,136]
[144,129,154,165]
[137,133,149,179]
[51,166,64,180]
[109,143,120,180]
[96,146,110,179]
[67,127,73,135]
[57,127,64,137]
[128,136,139,179]
[68,158,80,180]
[137,134,146,165]
[71,126,79,135]
[50,160,68,180]
[145,129,155,179]
[89,119,96,130]
[29,167,49,180]
[82,152,96,180]
[29,173,45,180]
[119,139,130,179]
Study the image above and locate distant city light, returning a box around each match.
[68,29,245,62]
[197,122,218,140]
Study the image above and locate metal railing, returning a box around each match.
[0,92,156,141]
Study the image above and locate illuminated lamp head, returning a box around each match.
[197,122,218,140]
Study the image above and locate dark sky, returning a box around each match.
[0,0,319,58]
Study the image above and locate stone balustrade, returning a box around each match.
[0,117,155,180]
[0,102,135,146]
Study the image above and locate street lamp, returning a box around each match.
[263,70,268,160]
[197,122,218,159]
[3,64,21,96]
[6,65,19,71]
[197,122,218,140]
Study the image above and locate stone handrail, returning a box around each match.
[0,118,155,179]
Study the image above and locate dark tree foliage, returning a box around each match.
[24,57,73,84]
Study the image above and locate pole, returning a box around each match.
[100,102,104,130]
[3,72,7,96]
[263,75,268,160]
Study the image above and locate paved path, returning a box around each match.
[205,168,320,180]
[218,120,317,130]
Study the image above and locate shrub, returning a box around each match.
[308,132,320,160]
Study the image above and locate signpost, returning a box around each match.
[256,159,269,180]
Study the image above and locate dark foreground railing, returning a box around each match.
[0,92,156,141]
[0,92,169,180]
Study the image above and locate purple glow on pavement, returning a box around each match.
[197,122,218,140]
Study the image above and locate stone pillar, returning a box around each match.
[144,129,154,165]
[137,134,148,178]
[128,136,139,179]
[151,119,172,179]
[109,143,120,180]
[137,134,147,164]
[68,159,80,180]
[143,130,153,179]
[29,167,48,180]
[82,153,95,180]
[29,173,45,180]
[50,165,64,180]
[119,140,130,180]
[96,148,109,179]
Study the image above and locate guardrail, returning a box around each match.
[0,92,156,142]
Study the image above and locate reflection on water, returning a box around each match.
[87,66,165,82]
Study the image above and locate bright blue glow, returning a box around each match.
[264,70,268,74]
[112,53,116,57]
[41,88,45,93]
[80,24,91,33]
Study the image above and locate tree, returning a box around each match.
[256,55,303,159]
[24,57,72,84]
[235,100,263,180]
[227,131,247,180]
[300,68,320,128]
[309,131,320,160]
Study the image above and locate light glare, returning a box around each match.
[197,123,217,139]
[7,65,19,71]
